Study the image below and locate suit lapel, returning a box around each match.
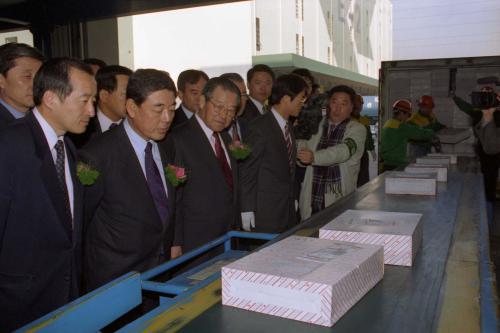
[27,113,72,239]
[116,125,164,230]
[267,112,294,177]
[0,102,15,122]
[159,142,175,229]
[221,132,238,193]
[65,137,83,240]
[189,117,233,190]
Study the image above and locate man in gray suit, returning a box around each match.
[0,43,44,131]
[240,74,307,233]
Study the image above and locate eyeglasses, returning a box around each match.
[208,99,237,116]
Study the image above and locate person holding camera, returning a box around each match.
[453,83,500,224]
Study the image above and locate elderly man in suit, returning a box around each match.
[220,72,249,142]
[0,42,44,131]
[0,58,96,332]
[240,74,308,233]
[164,77,240,257]
[81,69,178,292]
[240,64,274,122]
[69,65,132,148]
[171,69,209,129]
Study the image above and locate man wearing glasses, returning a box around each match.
[164,77,241,263]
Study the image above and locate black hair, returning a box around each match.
[268,74,307,106]
[247,64,275,83]
[220,72,244,84]
[126,69,177,106]
[83,58,107,69]
[96,65,133,97]
[0,42,45,76]
[291,68,315,85]
[326,85,356,105]
[202,77,241,108]
[177,69,209,92]
[33,57,93,106]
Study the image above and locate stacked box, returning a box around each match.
[416,156,451,165]
[221,236,383,327]
[319,210,423,266]
[427,153,457,164]
[385,171,437,195]
[404,163,448,182]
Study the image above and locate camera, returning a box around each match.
[470,76,500,109]
[470,91,499,109]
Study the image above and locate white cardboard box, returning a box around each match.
[416,156,451,165]
[404,163,448,182]
[221,236,383,327]
[319,210,423,266]
[385,171,437,195]
[427,153,457,164]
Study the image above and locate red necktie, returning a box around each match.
[213,133,233,191]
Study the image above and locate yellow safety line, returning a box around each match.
[140,279,221,333]
[436,194,481,333]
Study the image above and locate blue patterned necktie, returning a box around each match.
[145,142,168,223]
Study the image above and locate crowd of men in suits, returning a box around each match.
[0,42,367,331]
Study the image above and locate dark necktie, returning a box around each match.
[108,122,118,130]
[231,121,240,142]
[145,142,169,223]
[55,140,72,225]
[284,123,293,170]
[213,133,233,191]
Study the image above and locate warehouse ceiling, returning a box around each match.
[0,0,242,31]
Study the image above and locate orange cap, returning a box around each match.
[392,99,412,114]
[418,95,435,108]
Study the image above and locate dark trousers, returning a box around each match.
[357,151,370,187]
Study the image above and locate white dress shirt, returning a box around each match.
[181,104,195,119]
[271,107,288,138]
[195,114,231,168]
[249,96,265,115]
[123,118,168,197]
[33,108,74,218]
[97,108,121,132]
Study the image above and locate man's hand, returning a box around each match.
[369,150,377,162]
[170,246,182,259]
[482,107,496,125]
[241,212,255,231]
[297,148,314,165]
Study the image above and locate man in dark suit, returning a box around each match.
[81,69,178,292]
[0,58,96,332]
[240,74,307,233]
[69,65,132,148]
[164,77,240,255]
[0,42,44,131]
[220,72,250,142]
[171,69,209,129]
[240,64,274,122]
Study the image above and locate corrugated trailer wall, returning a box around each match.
[379,56,500,157]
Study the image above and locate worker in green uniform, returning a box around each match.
[407,95,445,157]
[381,99,434,170]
